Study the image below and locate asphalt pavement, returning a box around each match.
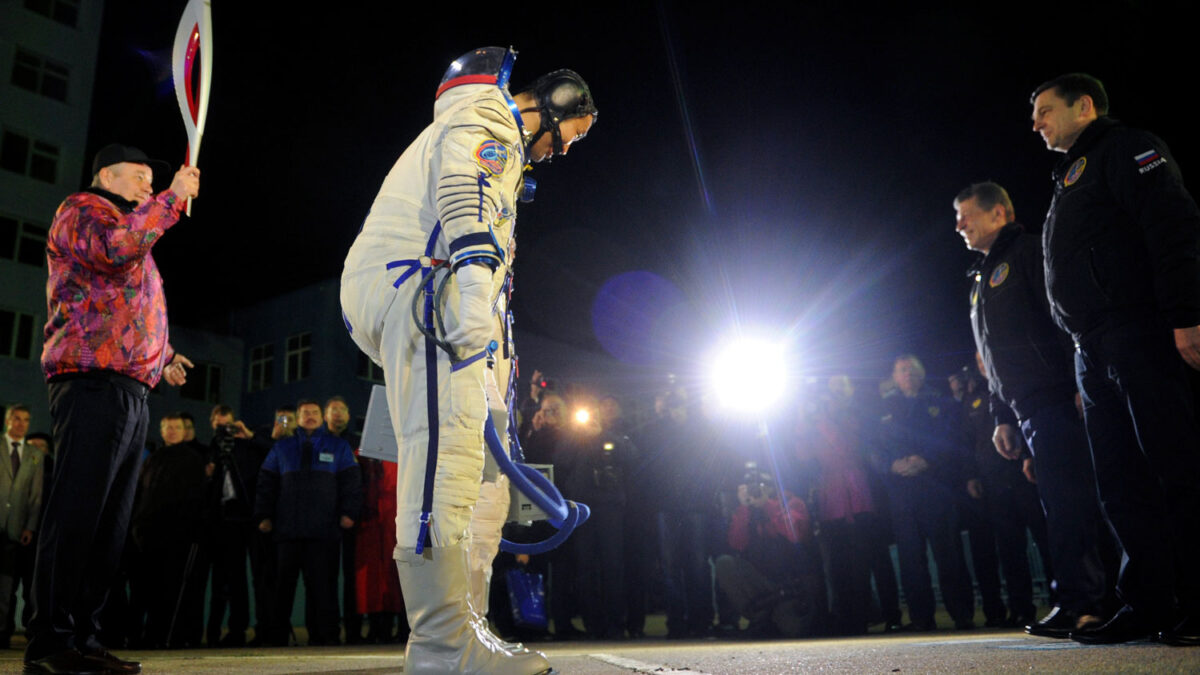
[3,629,1197,674]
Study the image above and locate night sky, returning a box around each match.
[83,1,1200,389]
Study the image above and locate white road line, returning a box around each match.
[589,652,713,674]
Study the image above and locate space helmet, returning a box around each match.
[518,69,598,158]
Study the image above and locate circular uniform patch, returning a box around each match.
[475,139,508,176]
[1063,156,1086,186]
[927,405,940,418]
[989,262,1010,288]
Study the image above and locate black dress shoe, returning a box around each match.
[1026,605,1101,638]
[907,619,936,632]
[1070,607,1157,645]
[24,648,107,675]
[1158,616,1200,647]
[82,647,141,674]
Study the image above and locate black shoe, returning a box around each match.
[216,633,246,648]
[24,648,108,675]
[1158,616,1200,647]
[955,619,975,631]
[1008,612,1035,630]
[882,622,903,633]
[1026,606,1095,639]
[907,619,936,632]
[81,647,141,674]
[1070,607,1157,645]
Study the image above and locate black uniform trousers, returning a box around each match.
[1019,400,1109,614]
[207,521,252,643]
[26,373,148,661]
[273,537,340,644]
[574,501,625,638]
[888,481,974,627]
[1075,322,1200,618]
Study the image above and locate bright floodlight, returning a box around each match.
[711,338,788,412]
[574,408,591,424]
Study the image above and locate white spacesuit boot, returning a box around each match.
[468,473,529,654]
[464,360,530,654]
[396,544,551,675]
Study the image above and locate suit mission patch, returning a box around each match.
[474,139,508,176]
[1063,157,1086,186]
[989,262,1010,288]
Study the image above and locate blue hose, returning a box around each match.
[483,410,590,554]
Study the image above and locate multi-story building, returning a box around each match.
[1,0,105,424]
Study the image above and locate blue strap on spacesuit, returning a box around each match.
[387,222,444,289]
[411,224,443,555]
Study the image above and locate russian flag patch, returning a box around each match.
[1135,149,1161,166]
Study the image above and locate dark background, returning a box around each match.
[84,1,1200,386]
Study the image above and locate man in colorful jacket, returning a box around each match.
[25,144,199,675]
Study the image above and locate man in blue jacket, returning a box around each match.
[256,399,362,645]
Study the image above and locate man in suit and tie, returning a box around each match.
[1,404,45,648]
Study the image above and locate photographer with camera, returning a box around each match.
[556,395,639,639]
[714,466,815,638]
[204,405,269,647]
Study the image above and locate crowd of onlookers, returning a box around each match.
[2,397,406,649]
[487,355,1081,643]
[1,351,1102,647]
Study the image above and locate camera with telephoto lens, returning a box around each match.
[743,461,772,500]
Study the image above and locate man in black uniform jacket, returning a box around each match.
[1030,72,1200,645]
[954,181,1112,638]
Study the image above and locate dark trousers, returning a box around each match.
[274,538,340,645]
[889,482,974,626]
[655,511,712,636]
[26,374,148,661]
[0,535,36,639]
[958,498,1005,622]
[574,501,625,638]
[1020,400,1110,613]
[980,473,1047,619]
[207,521,251,643]
[133,536,206,648]
[820,517,873,635]
[1075,323,1200,616]
[341,527,361,642]
[250,529,277,639]
[622,507,653,634]
[860,512,902,625]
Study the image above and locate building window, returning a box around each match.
[12,48,70,102]
[356,351,384,383]
[24,0,79,27]
[0,308,37,360]
[284,332,311,383]
[0,130,59,183]
[180,362,222,403]
[0,214,47,267]
[248,343,274,392]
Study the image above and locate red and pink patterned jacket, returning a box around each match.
[42,188,182,387]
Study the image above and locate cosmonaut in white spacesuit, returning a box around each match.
[340,47,595,674]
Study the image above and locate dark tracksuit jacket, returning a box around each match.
[1042,116,1200,340]
[255,427,362,541]
[969,222,1077,425]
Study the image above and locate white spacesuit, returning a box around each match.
[340,47,594,674]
